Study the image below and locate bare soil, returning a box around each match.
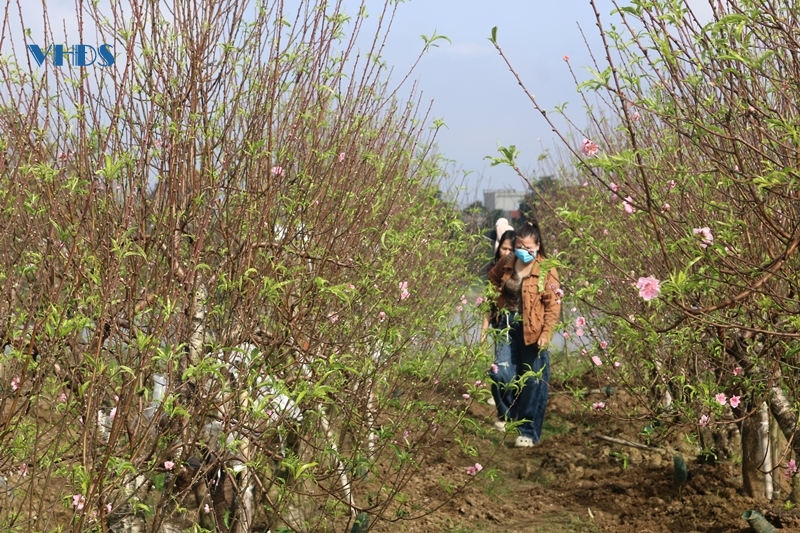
[375,371,800,533]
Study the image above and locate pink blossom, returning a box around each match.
[562,332,570,339]
[338,152,346,162]
[10,377,20,391]
[571,307,577,313]
[592,402,606,410]
[583,181,589,187]
[490,363,498,374]
[475,296,484,305]
[576,316,586,328]
[60,393,67,402]
[715,393,727,405]
[72,494,86,510]
[576,328,585,337]
[693,227,714,248]
[467,462,483,475]
[462,393,470,400]
[475,380,482,387]
[699,414,710,427]
[600,341,608,350]
[347,284,355,290]
[109,407,117,420]
[632,111,641,121]
[455,305,463,312]
[164,460,175,471]
[613,361,621,368]
[668,179,676,188]
[580,349,587,356]
[786,459,798,478]
[733,366,742,376]
[603,228,609,236]
[378,311,386,321]
[328,313,339,324]
[591,356,602,367]
[563,55,570,61]
[729,395,741,408]
[270,165,284,176]
[661,203,670,212]
[581,138,599,157]
[636,276,661,301]
[18,463,28,476]
[609,182,618,193]
[399,281,410,300]
[623,196,636,214]
[555,288,564,298]
[204,503,211,514]
[460,295,467,305]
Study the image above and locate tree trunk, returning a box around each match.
[742,408,768,500]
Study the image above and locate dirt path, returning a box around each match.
[375,380,800,533]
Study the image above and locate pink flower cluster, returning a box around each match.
[623,196,636,214]
[636,276,661,301]
[592,402,606,410]
[693,227,714,248]
[581,138,599,157]
[72,494,86,510]
[786,459,798,478]
[399,281,410,300]
[466,462,483,476]
[714,393,741,408]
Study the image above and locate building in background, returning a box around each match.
[484,189,526,218]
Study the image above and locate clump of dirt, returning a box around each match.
[374,370,798,533]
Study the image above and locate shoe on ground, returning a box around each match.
[514,435,535,448]
[493,420,506,431]
[486,396,496,406]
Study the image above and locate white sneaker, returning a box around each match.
[514,435,535,448]
[486,397,496,406]
[493,420,506,431]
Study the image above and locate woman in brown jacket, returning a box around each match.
[487,221,561,447]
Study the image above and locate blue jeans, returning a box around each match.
[505,319,550,443]
[489,327,515,420]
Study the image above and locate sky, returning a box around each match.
[344,0,712,204]
[350,0,625,202]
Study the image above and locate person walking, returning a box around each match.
[482,228,516,421]
[487,221,561,447]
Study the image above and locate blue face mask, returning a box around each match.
[515,248,536,264]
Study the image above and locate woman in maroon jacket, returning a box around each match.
[487,221,561,447]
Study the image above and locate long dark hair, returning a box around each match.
[494,229,516,262]
[517,221,546,258]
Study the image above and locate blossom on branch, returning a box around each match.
[693,227,714,248]
[581,138,599,157]
[635,276,661,301]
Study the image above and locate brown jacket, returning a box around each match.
[488,254,561,347]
